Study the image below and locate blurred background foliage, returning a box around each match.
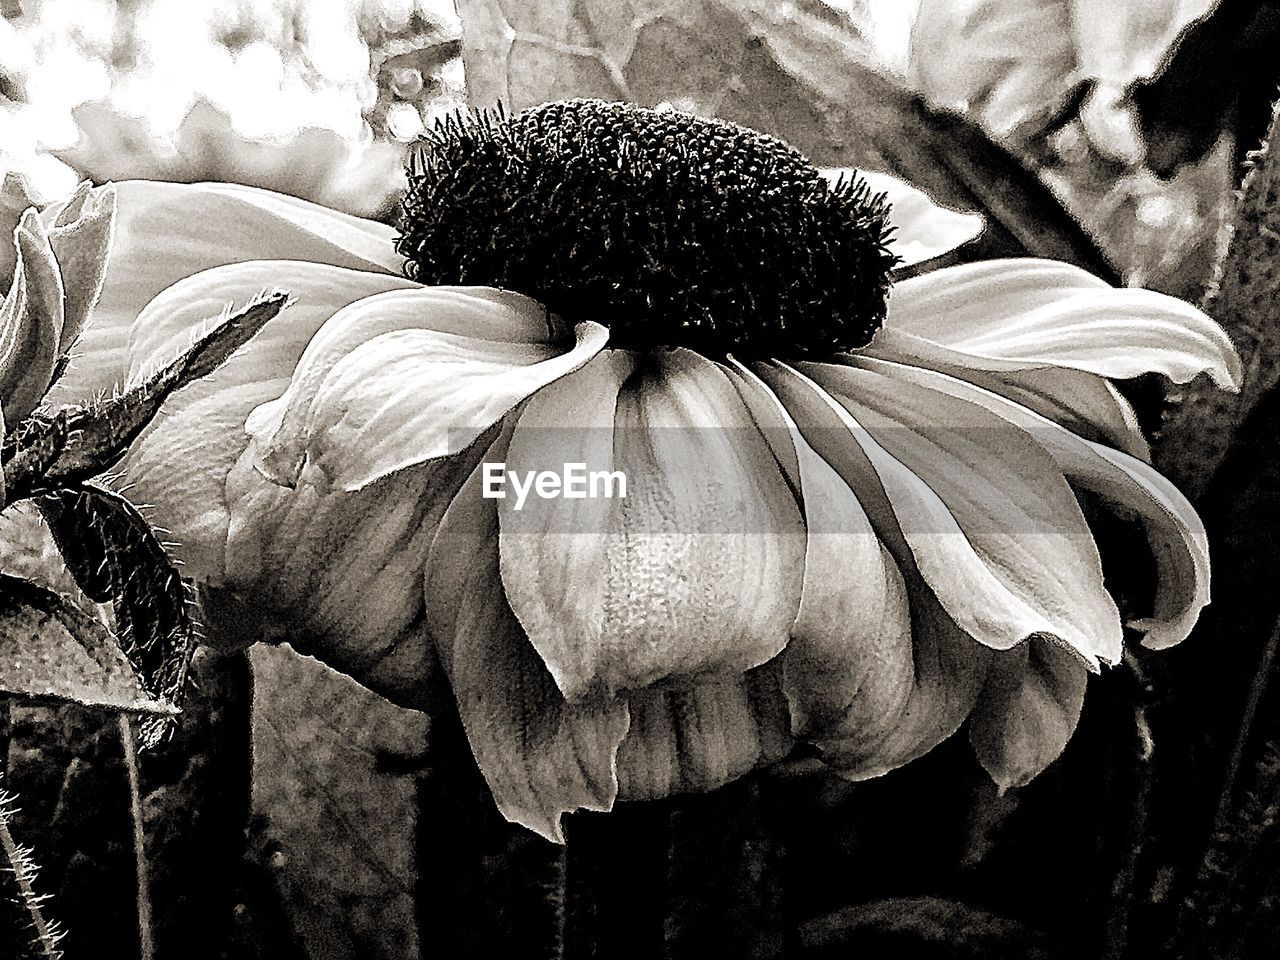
[0,0,1240,293]
[0,0,464,217]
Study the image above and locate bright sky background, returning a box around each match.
[0,0,460,196]
[0,0,920,198]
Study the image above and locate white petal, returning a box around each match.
[883,258,1241,389]
[616,664,793,800]
[47,179,403,406]
[249,285,609,490]
[849,355,1211,648]
[498,349,806,700]
[224,447,479,685]
[723,359,914,747]
[868,327,1151,459]
[0,209,65,421]
[426,429,630,842]
[761,361,1122,668]
[116,260,417,583]
[1,171,41,285]
[834,583,994,779]
[45,181,116,358]
[823,167,985,267]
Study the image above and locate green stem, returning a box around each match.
[0,699,63,960]
[118,715,153,960]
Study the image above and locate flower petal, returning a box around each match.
[45,181,116,355]
[1,171,41,285]
[849,355,1210,649]
[250,288,607,491]
[425,428,630,843]
[823,167,985,267]
[880,258,1241,389]
[868,327,1150,459]
[0,209,65,421]
[498,348,806,700]
[615,664,793,801]
[107,260,465,703]
[224,446,479,689]
[833,584,994,779]
[116,260,416,582]
[124,260,417,388]
[722,360,915,747]
[47,180,403,406]
[968,639,1088,790]
[760,362,1122,667]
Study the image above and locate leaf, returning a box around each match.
[1,291,291,507]
[36,484,195,748]
[1156,97,1280,498]
[0,573,175,717]
[909,0,1217,164]
[453,0,1120,281]
[248,643,426,957]
[1133,0,1280,177]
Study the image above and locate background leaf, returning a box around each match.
[910,0,1218,162]
[454,0,1120,280]
[247,643,426,960]
[799,896,1066,959]
[0,573,173,717]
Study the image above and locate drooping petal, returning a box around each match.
[615,664,793,801]
[498,348,806,701]
[760,361,1122,667]
[0,209,65,421]
[125,260,417,388]
[223,444,481,690]
[425,427,630,843]
[722,359,915,747]
[968,639,1088,790]
[47,179,405,406]
[868,327,1150,459]
[832,582,995,779]
[807,358,1124,665]
[116,260,416,582]
[823,168,985,267]
[849,355,1211,648]
[100,260,462,702]
[880,258,1241,389]
[250,287,608,491]
[134,267,482,681]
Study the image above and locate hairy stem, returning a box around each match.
[0,771,64,959]
[119,715,154,960]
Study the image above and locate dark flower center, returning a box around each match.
[397,99,897,360]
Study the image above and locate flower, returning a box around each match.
[0,172,116,501]
[47,100,1237,843]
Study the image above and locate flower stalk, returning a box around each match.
[0,767,65,959]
